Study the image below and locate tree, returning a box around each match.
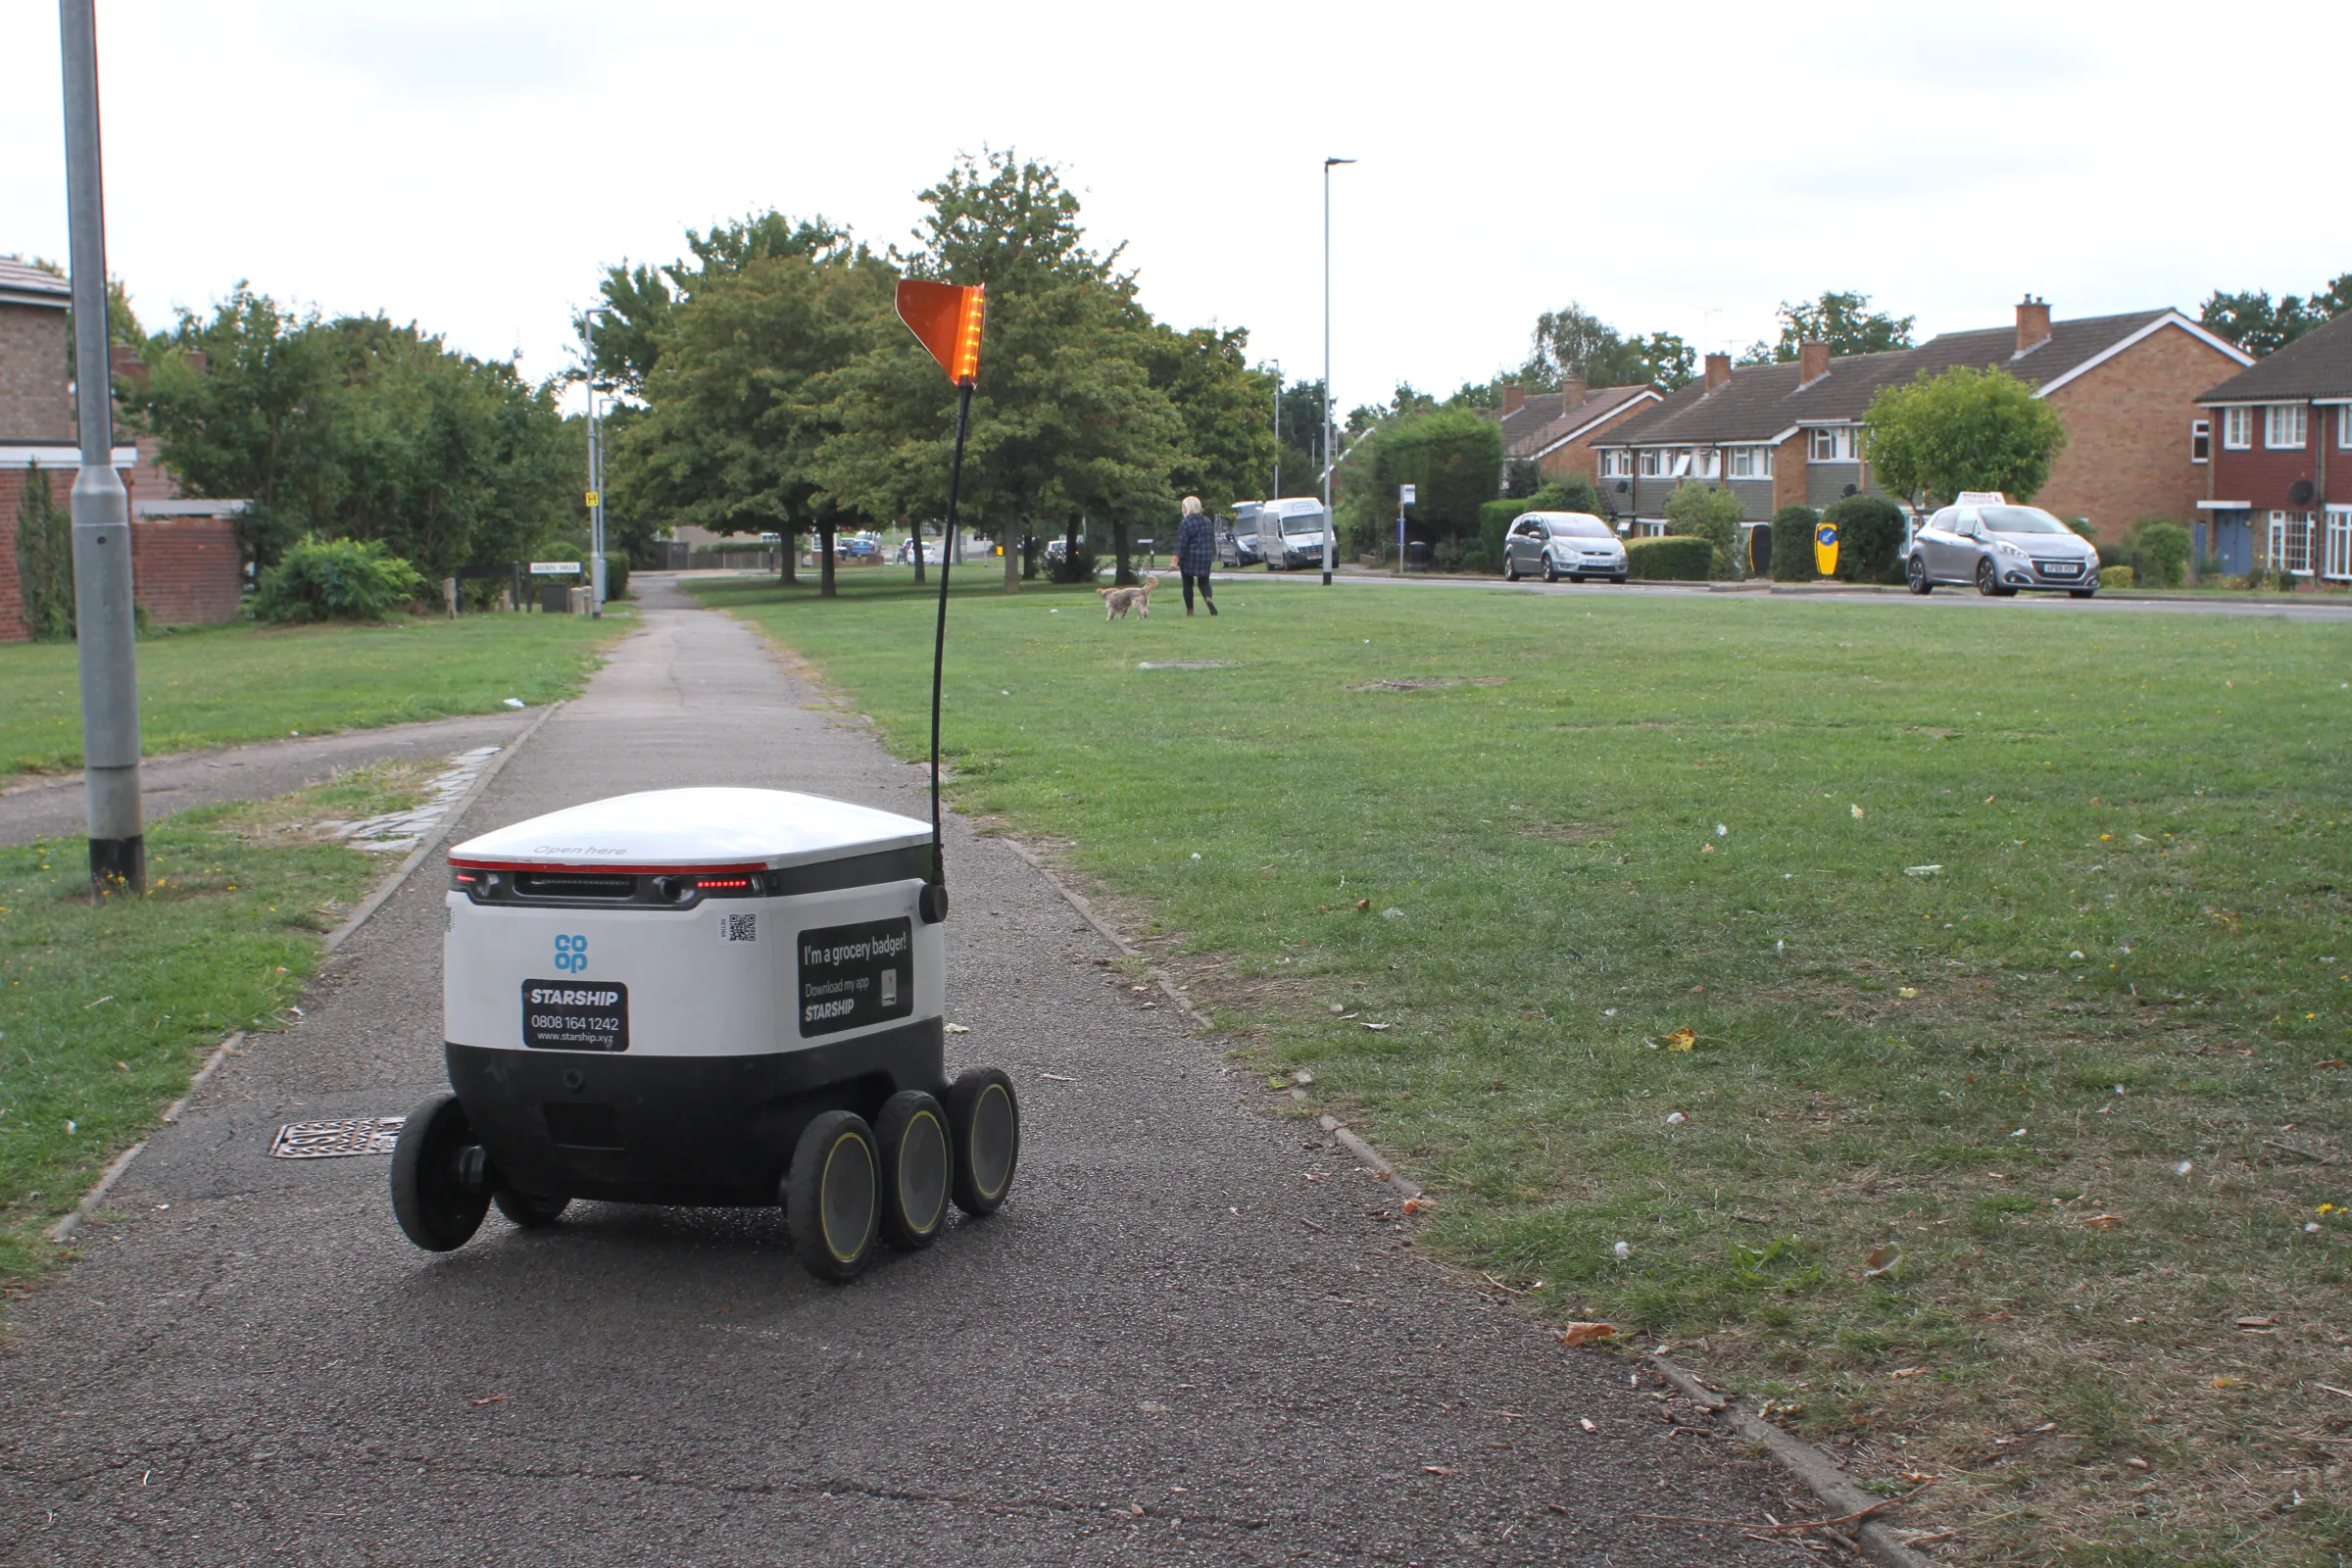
[1520,303,1695,390]
[1863,366,2067,509]
[1350,408,1502,555]
[1138,323,1277,516]
[820,152,1181,593]
[1662,481,1744,578]
[13,463,74,640]
[1270,376,1326,500]
[2200,275,2352,357]
[616,231,896,597]
[1743,290,1915,364]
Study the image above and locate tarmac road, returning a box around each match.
[0,579,1818,1566]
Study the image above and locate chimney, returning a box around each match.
[184,350,209,375]
[2015,294,2052,356]
[1703,353,1732,392]
[109,343,149,392]
[1500,384,1525,416]
[1562,376,1587,409]
[1798,339,1830,385]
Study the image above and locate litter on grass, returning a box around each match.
[1862,1244,1901,1279]
[1559,1322,1618,1347]
[1904,864,1942,876]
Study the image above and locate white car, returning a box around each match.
[1502,512,1627,583]
[894,538,946,565]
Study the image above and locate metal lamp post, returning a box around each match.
[1322,157,1352,586]
[60,0,142,896]
[581,310,608,617]
[1270,358,1281,500]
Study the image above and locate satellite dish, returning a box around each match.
[2288,478,2316,505]
[1615,479,1630,493]
[1841,483,1859,498]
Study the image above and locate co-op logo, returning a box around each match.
[554,934,589,973]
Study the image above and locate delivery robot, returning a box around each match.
[391,786,1018,1281]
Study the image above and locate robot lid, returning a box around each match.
[449,787,931,873]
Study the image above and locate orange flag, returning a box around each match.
[895,280,986,385]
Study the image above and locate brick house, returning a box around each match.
[1495,381,1661,492]
[1592,297,2251,544]
[0,257,246,640]
[2193,310,2351,581]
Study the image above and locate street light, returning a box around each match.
[1270,357,1281,501]
[60,0,142,896]
[580,309,609,617]
[1322,156,1353,587]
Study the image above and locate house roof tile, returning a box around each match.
[1602,310,2182,446]
[2196,311,2352,403]
[0,257,74,309]
[1502,385,1657,459]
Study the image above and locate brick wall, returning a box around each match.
[2208,405,2322,511]
[1771,433,1808,513]
[129,515,244,625]
[2039,323,2244,537]
[0,304,74,441]
[1537,400,1658,483]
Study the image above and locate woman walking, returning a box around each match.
[1174,496,1218,616]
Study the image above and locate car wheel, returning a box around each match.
[1542,558,1559,583]
[1567,573,1585,583]
[1906,555,1933,596]
[1611,574,1628,585]
[2069,588,2096,599]
[1503,560,1519,582]
[1976,558,2014,598]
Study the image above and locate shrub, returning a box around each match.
[1663,482,1745,578]
[2128,519,2190,588]
[601,552,632,602]
[1370,408,1504,549]
[2099,564,2135,589]
[1768,505,1822,582]
[1625,535,1713,580]
[1821,494,1907,584]
[13,462,74,641]
[1052,543,1100,584]
[1473,498,1528,572]
[251,534,424,623]
[1527,474,1604,517]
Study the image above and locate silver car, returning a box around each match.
[1905,502,2100,598]
[1502,512,1628,583]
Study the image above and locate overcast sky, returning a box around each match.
[6,0,2348,416]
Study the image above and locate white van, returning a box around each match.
[1259,497,1334,570]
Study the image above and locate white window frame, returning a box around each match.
[2190,418,2209,465]
[1808,426,1857,462]
[1728,445,1776,479]
[2327,507,2352,582]
[1693,448,1721,478]
[2265,403,2307,450]
[1598,449,1630,477]
[1639,450,1664,478]
[2339,408,2352,451]
[2222,406,2252,449]
[2270,510,2315,575]
[1669,449,1692,477]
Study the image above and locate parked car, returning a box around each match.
[1257,498,1334,569]
[834,531,881,559]
[894,537,945,565]
[1904,495,2098,598]
[1223,502,1265,566]
[1502,512,1628,583]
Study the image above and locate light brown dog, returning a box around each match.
[1098,574,1155,620]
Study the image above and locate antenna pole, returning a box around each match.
[922,379,973,923]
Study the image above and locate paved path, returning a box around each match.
[0,579,1812,1566]
[0,710,535,848]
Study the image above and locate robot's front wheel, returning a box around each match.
[786,1110,881,1282]
[390,1092,491,1251]
[874,1091,951,1250]
[947,1068,1021,1217]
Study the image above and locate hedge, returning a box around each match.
[1473,498,1528,573]
[602,552,631,602]
[1625,535,1713,581]
[1768,505,1822,581]
[1822,494,1908,585]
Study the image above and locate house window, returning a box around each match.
[1639,450,1663,477]
[2270,510,2315,574]
[1669,449,1692,477]
[2190,418,2210,465]
[2339,409,2352,451]
[1808,426,1857,462]
[2222,406,2252,449]
[2265,403,2306,449]
[1599,450,1631,477]
[1690,448,1720,478]
[1728,445,1775,478]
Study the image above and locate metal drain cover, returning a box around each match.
[270,1117,405,1158]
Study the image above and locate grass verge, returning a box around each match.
[0,607,630,785]
[696,568,2351,1566]
[0,760,443,1286]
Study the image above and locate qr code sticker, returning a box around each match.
[719,912,757,945]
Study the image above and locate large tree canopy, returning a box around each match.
[136,288,576,576]
[1740,290,1915,366]
[2199,274,2352,358]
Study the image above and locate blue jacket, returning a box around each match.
[1175,513,1216,576]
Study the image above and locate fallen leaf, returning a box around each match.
[469,1395,508,1406]
[1423,1465,1459,1476]
[1862,1244,1901,1278]
[1354,899,1370,912]
[1851,804,1866,819]
[1888,1367,1926,1379]
[1897,987,1918,999]
[1665,1027,1696,1052]
[1401,1197,1431,1215]
[2083,1213,2124,1230]
[1559,1321,1619,1347]
[2212,1375,2243,1389]
[2234,1315,2277,1329]
[944,1022,970,1035]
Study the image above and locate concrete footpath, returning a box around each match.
[0,579,1815,1566]
[0,710,535,848]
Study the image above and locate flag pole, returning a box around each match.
[923,378,972,923]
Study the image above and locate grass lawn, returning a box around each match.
[0,608,630,785]
[697,568,2350,1566]
[0,761,444,1287]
